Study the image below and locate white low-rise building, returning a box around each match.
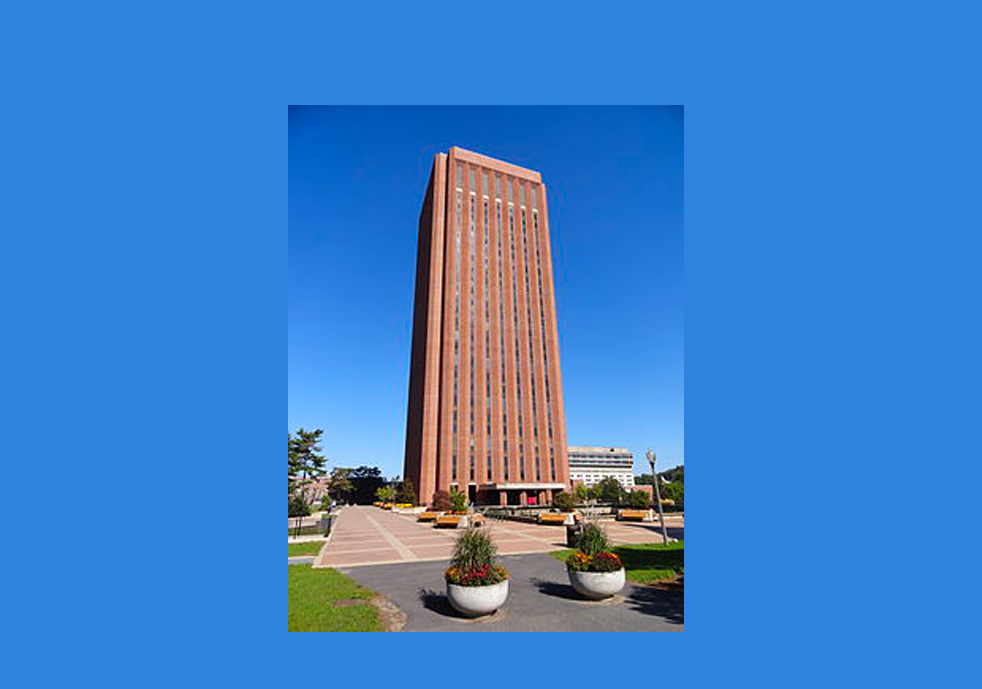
[567,446,635,488]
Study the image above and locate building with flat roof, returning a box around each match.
[568,446,636,489]
[403,147,569,506]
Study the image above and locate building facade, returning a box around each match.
[568,446,636,489]
[403,147,569,506]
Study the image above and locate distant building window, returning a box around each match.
[456,165,462,188]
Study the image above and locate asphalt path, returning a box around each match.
[337,552,683,632]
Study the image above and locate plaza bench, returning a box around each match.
[538,512,577,525]
[617,509,654,522]
[417,511,442,522]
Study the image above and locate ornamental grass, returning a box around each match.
[445,527,508,586]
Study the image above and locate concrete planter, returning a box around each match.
[568,568,626,599]
[446,580,509,617]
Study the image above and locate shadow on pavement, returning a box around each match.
[528,577,581,601]
[418,587,471,619]
[624,585,684,624]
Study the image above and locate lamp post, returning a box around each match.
[646,448,669,545]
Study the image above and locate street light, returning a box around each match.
[646,448,669,545]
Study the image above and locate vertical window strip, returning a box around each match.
[508,190,524,481]
[453,185,462,481]
[497,199,508,481]
[468,183,477,481]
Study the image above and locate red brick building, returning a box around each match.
[403,147,570,507]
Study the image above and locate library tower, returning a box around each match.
[403,147,570,506]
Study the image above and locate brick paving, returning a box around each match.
[313,505,684,568]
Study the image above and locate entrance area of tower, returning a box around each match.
[471,487,555,507]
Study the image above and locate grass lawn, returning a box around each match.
[288,565,382,632]
[551,541,684,585]
[288,541,326,557]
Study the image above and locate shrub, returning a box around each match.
[450,488,467,513]
[628,490,650,509]
[445,527,508,586]
[432,490,452,511]
[552,491,574,512]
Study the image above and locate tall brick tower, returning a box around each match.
[403,147,569,507]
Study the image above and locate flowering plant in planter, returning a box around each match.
[444,527,509,616]
[566,550,622,572]
[445,563,509,586]
[565,522,625,599]
[445,527,507,584]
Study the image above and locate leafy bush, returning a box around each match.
[432,490,452,511]
[445,527,508,586]
[450,488,467,513]
[628,490,650,508]
[552,491,574,512]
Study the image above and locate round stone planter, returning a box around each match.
[568,568,626,600]
[446,580,509,617]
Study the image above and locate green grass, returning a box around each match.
[288,565,382,632]
[551,541,684,585]
[288,541,326,557]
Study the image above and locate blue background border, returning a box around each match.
[6,0,971,683]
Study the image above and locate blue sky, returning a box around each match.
[289,106,683,479]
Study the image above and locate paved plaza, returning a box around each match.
[310,505,684,568]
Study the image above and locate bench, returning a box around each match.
[617,509,653,522]
[417,512,442,522]
[435,515,462,528]
[538,512,576,525]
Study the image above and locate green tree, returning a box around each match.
[595,477,626,505]
[376,485,397,502]
[552,491,574,512]
[628,489,650,508]
[398,479,417,506]
[324,467,354,507]
[572,484,589,505]
[288,428,327,537]
[663,481,684,510]
[635,473,655,485]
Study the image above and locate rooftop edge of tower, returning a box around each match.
[448,146,542,184]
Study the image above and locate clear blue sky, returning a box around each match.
[289,106,683,479]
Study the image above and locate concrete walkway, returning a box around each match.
[338,552,683,632]
[314,505,683,568]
